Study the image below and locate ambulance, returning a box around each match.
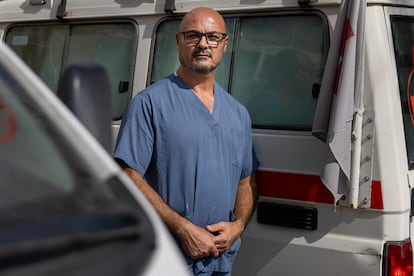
[1,0,414,275]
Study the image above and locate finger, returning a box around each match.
[206,222,225,233]
[210,247,220,258]
[212,234,226,245]
[213,238,232,253]
[217,248,228,255]
[206,224,218,233]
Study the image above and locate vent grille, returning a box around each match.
[257,202,317,230]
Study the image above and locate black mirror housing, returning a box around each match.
[58,63,112,153]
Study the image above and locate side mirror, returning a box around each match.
[57,63,112,152]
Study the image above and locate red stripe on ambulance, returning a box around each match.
[257,170,384,210]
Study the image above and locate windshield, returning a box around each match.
[0,70,115,219]
[0,56,155,275]
[391,16,414,169]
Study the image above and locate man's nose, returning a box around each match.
[198,34,209,48]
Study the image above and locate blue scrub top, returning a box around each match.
[114,74,256,273]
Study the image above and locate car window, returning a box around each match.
[151,13,328,130]
[391,15,414,169]
[5,22,137,120]
[0,72,75,209]
[0,63,118,222]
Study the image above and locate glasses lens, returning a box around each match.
[206,33,223,43]
[183,31,202,44]
[182,31,226,47]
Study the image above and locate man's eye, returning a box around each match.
[208,35,220,41]
[186,33,200,40]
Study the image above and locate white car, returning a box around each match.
[0,42,189,276]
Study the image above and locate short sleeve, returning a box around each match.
[113,94,154,175]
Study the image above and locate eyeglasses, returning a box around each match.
[180,31,227,47]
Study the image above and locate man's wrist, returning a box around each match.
[234,218,245,235]
[170,216,192,238]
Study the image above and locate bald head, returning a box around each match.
[176,7,228,77]
[179,7,226,34]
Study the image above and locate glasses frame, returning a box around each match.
[179,31,227,47]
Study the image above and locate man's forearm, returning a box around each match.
[122,165,219,258]
[122,166,189,236]
[234,173,258,231]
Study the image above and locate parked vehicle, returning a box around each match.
[2,0,414,275]
[0,41,188,275]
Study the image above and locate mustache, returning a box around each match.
[192,48,212,57]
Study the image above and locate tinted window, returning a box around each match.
[5,22,137,120]
[391,16,414,168]
[151,13,328,130]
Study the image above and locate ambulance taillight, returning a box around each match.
[384,239,413,276]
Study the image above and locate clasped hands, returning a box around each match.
[178,219,244,259]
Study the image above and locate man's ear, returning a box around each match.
[176,33,180,45]
[223,37,229,52]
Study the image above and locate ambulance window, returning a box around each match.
[4,22,137,120]
[391,16,414,168]
[152,13,327,130]
[152,20,180,82]
[233,15,326,129]
[5,25,66,92]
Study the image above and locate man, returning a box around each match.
[114,7,258,275]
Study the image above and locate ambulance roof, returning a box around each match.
[0,0,413,23]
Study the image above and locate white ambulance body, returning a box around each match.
[1,0,414,275]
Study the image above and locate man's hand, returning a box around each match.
[206,219,244,254]
[178,222,220,259]
[121,165,220,259]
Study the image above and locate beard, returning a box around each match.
[179,48,220,74]
[191,62,218,74]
